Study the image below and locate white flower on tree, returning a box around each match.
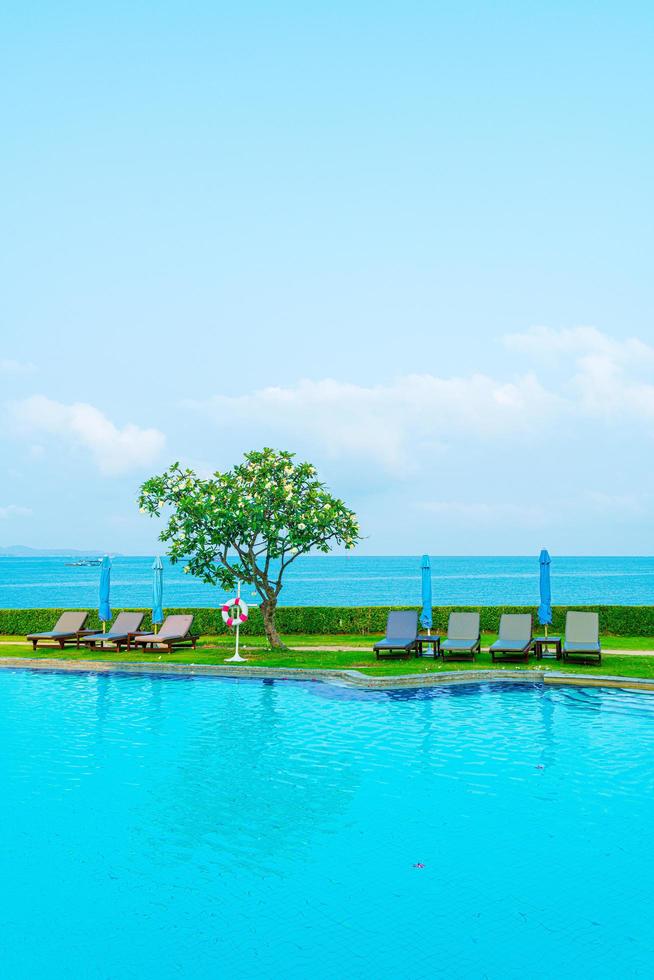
[138,448,361,649]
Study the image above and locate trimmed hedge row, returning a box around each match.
[1,605,653,636]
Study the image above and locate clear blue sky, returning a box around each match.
[2,1,653,554]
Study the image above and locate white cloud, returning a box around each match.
[420,492,650,526]
[584,491,649,516]
[504,327,654,422]
[503,325,654,366]
[418,499,546,526]
[504,326,654,421]
[186,371,562,473]
[10,396,165,475]
[0,358,36,375]
[184,325,654,489]
[0,504,32,519]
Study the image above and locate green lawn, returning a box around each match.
[2,633,654,681]
[3,631,654,650]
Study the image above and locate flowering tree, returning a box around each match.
[138,448,361,648]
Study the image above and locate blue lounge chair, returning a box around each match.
[441,612,481,661]
[490,614,533,662]
[373,611,419,659]
[563,611,601,664]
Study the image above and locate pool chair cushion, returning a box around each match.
[564,641,601,655]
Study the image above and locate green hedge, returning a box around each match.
[1,605,653,636]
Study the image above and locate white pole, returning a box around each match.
[235,581,241,659]
[224,580,248,663]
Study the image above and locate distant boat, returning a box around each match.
[64,559,103,567]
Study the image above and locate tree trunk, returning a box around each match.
[261,596,286,649]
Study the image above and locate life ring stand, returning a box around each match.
[221,597,249,628]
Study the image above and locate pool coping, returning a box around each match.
[1,656,654,692]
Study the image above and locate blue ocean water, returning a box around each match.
[0,671,653,979]
[0,554,653,609]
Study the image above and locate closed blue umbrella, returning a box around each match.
[538,549,552,636]
[420,554,433,632]
[152,556,164,633]
[99,555,111,632]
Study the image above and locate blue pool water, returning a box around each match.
[1,671,653,978]
[2,554,654,608]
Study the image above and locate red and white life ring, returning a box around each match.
[221,597,249,627]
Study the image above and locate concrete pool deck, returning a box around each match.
[1,656,654,692]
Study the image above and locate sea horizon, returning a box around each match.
[2,554,653,609]
[2,550,653,559]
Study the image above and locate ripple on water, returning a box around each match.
[0,673,653,978]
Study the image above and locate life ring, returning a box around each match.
[221,597,249,627]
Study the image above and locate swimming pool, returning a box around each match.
[0,671,652,979]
